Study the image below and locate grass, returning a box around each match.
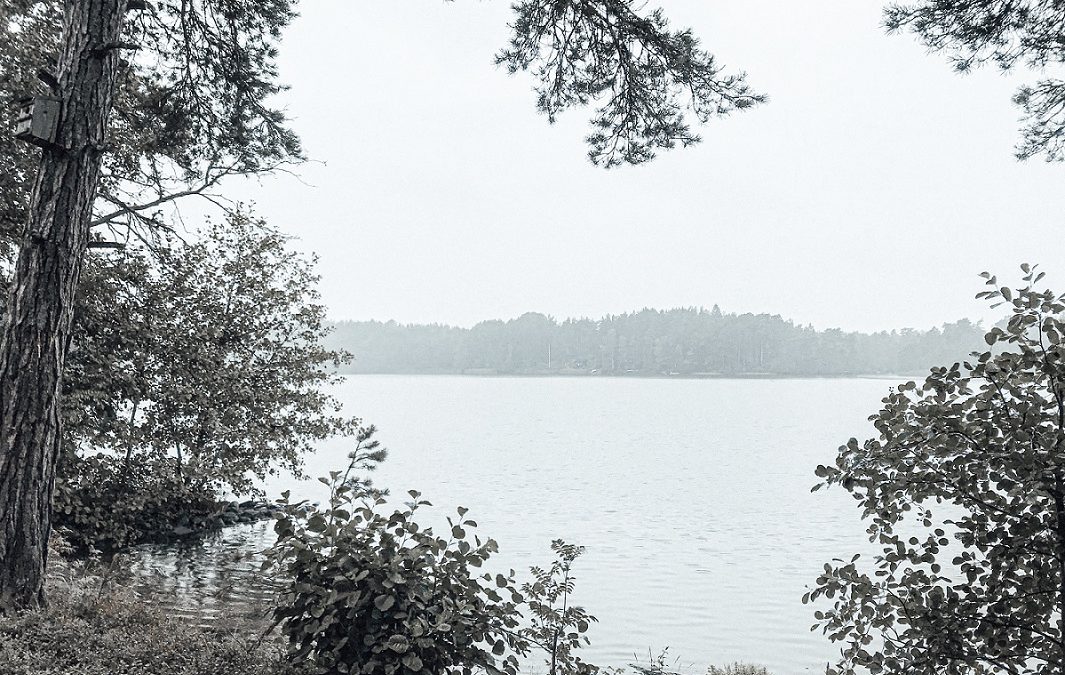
[0,547,301,675]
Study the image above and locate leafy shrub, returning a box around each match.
[808,267,1065,674]
[53,453,219,551]
[269,491,529,675]
[523,540,599,675]
[266,427,604,675]
[267,429,527,675]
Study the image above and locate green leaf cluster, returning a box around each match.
[265,428,528,675]
[52,454,217,551]
[808,265,1065,674]
[522,540,598,675]
[497,0,764,167]
[0,0,300,245]
[886,0,1065,161]
[53,211,360,549]
[265,428,612,675]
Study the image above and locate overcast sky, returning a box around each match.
[224,0,1065,333]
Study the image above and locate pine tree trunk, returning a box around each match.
[0,0,125,612]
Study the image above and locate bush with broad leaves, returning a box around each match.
[808,265,1065,674]
[265,427,529,675]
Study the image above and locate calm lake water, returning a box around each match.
[133,375,901,674]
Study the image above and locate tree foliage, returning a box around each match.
[64,212,358,495]
[807,265,1065,674]
[0,0,760,250]
[0,0,300,243]
[267,432,529,675]
[52,454,218,550]
[885,0,1065,160]
[522,540,598,675]
[498,0,765,167]
[47,212,360,550]
[266,430,608,675]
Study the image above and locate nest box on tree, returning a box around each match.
[87,240,126,250]
[14,97,61,148]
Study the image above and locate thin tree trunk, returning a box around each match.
[175,440,184,484]
[119,398,141,478]
[0,0,126,612]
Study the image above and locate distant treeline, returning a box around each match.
[323,307,986,377]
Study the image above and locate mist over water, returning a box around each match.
[135,375,899,673]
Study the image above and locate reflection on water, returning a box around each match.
[127,521,278,628]
[122,375,900,673]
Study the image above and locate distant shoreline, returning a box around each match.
[325,311,981,382]
[333,370,927,381]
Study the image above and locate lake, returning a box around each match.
[134,375,900,674]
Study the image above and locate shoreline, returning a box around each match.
[331,370,928,381]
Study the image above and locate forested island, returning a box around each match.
[325,307,985,377]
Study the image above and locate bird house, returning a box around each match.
[14,97,60,148]
[87,240,126,251]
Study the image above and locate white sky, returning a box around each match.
[224,0,1065,333]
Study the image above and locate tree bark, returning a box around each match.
[0,0,126,612]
